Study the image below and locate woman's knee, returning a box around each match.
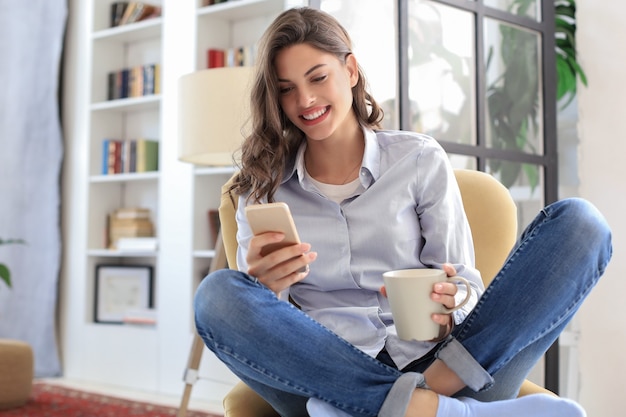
[547,198,609,238]
[557,198,611,247]
[548,198,612,272]
[194,269,248,324]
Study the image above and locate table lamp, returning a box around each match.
[177,66,253,166]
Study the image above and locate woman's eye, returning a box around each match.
[312,75,327,83]
[279,86,293,94]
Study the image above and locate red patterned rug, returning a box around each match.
[2,382,222,417]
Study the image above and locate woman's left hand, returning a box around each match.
[430,263,458,329]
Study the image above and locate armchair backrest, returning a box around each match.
[218,169,517,287]
[219,176,240,271]
[453,169,517,285]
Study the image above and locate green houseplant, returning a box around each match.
[486,0,586,190]
[400,0,586,193]
[0,238,25,290]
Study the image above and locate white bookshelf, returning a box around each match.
[62,0,305,408]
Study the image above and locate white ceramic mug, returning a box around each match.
[383,268,472,341]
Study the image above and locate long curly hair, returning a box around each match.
[230,7,383,203]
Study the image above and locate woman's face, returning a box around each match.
[274,43,359,142]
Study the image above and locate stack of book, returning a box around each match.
[110,2,162,27]
[207,45,257,69]
[108,208,155,249]
[107,63,160,100]
[202,0,231,6]
[102,138,159,175]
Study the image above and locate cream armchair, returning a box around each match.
[218,169,553,417]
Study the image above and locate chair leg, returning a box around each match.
[177,230,228,417]
[177,333,207,417]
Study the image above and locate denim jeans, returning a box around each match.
[194,198,612,417]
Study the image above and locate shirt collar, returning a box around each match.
[281,126,381,188]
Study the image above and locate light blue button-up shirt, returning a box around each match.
[235,127,484,369]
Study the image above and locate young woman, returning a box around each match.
[194,7,612,417]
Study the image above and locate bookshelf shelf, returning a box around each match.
[87,248,159,257]
[197,0,284,20]
[90,95,162,111]
[92,17,162,43]
[89,172,160,183]
[193,249,217,259]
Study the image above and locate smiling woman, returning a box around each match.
[192,7,611,417]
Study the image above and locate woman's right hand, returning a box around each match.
[246,232,317,295]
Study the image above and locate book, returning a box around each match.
[110,222,152,234]
[110,2,129,27]
[119,2,161,25]
[136,139,159,172]
[105,139,124,174]
[113,207,151,219]
[129,140,137,172]
[120,68,130,98]
[137,5,162,21]
[207,49,225,68]
[129,66,143,97]
[101,137,158,174]
[143,64,155,95]
[153,63,161,94]
[107,72,116,100]
[118,2,137,25]
[102,139,110,175]
[108,208,155,249]
[206,45,255,69]
[108,64,159,100]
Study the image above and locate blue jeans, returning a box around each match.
[194,198,612,417]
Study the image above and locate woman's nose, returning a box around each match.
[297,88,315,107]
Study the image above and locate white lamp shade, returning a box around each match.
[178,66,253,166]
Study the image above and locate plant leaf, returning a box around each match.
[0,264,11,288]
[0,238,26,245]
[523,163,540,195]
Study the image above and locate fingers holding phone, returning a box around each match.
[245,203,317,294]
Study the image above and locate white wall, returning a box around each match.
[576,1,625,415]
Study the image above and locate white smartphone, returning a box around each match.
[244,202,307,272]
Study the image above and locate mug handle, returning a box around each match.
[441,276,472,313]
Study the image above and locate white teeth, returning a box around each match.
[302,107,327,120]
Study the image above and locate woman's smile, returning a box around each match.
[300,105,331,125]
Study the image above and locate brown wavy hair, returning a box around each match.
[230,7,384,203]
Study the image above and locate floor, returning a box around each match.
[38,377,224,415]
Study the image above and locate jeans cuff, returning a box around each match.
[435,337,494,392]
[378,372,428,417]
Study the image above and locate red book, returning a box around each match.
[207,48,225,68]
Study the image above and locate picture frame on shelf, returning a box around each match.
[94,264,154,324]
